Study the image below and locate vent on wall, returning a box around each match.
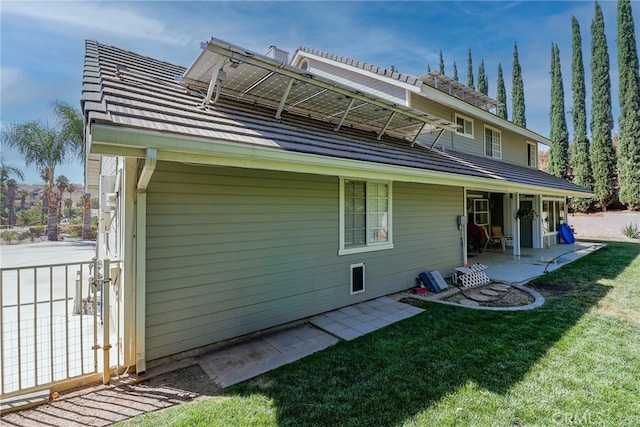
[350,263,365,295]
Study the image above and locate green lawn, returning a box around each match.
[119,241,640,426]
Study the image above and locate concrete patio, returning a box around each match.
[468,240,605,284]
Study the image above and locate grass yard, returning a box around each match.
[119,241,640,426]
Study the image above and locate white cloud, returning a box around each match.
[1,1,192,46]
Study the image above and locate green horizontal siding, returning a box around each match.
[410,93,533,164]
[144,162,463,360]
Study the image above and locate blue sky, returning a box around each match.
[1,1,637,185]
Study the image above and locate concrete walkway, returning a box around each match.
[199,324,339,388]
[309,296,423,340]
[471,241,605,284]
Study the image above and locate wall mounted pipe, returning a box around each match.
[135,148,156,375]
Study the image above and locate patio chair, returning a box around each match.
[484,225,512,252]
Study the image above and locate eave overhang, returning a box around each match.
[89,124,592,199]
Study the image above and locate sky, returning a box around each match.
[1,0,638,185]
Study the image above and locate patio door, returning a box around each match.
[519,200,533,248]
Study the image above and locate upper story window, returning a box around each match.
[527,141,537,168]
[484,125,502,159]
[455,113,474,139]
[340,178,393,255]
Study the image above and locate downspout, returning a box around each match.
[462,188,468,266]
[135,148,156,375]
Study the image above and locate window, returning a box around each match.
[455,113,474,138]
[542,199,566,233]
[473,199,490,226]
[484,126,502,159]
[340,178,393,255]
[527,142,537,168]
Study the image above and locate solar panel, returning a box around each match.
[181,37,459,141]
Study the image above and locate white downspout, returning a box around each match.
[135,148,156,375]
[512,192,521,257]
[462,188,468,265]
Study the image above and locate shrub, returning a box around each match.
[1,230,19,244]
[65,224,83,238]
[621,223,640,239]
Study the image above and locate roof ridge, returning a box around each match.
[296,45,421,86]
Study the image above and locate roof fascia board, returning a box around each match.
[199,38,458,132]
[90,124,591,198]
[419,85,552,146]
[291,50,421,93]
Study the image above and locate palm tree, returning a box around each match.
[1,156,24,188]
[2,116,79,241]
[6,179,18,228]
[67,183,75,221]
[0,154,24,212]
[19,189,29,211]
[52,101,88,238]
[56,175,69,223]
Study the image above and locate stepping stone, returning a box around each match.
[480,289,499,297]
[467,293,491,302]
[458,298,480,306]
[490,284,511,292]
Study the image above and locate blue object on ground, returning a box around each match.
[419,271,449,293]
[558,223,576,244]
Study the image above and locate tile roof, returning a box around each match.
[82,40,591,197]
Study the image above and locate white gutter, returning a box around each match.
[90,125,593,199]
[134,148,156,375]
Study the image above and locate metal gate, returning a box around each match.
[1,259,120,399]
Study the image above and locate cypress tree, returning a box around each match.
[478,59,488,95]
[427,64,431,73]
[467,49,475,90]
[617,0,640,209]
[512,42,526,127]
[439,50,445,75]
[590,2,617,210]
[453,62,459,81]
[570,16,593,212]
[496,63,508,119]
[548,43,570,179]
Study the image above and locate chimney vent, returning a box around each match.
[266,45,289,64]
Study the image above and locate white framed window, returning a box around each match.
[339,178,393,255]
[455,113,474,139]
[527,141,537,168]
[484,125,502,159]
[473,199,490,227]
